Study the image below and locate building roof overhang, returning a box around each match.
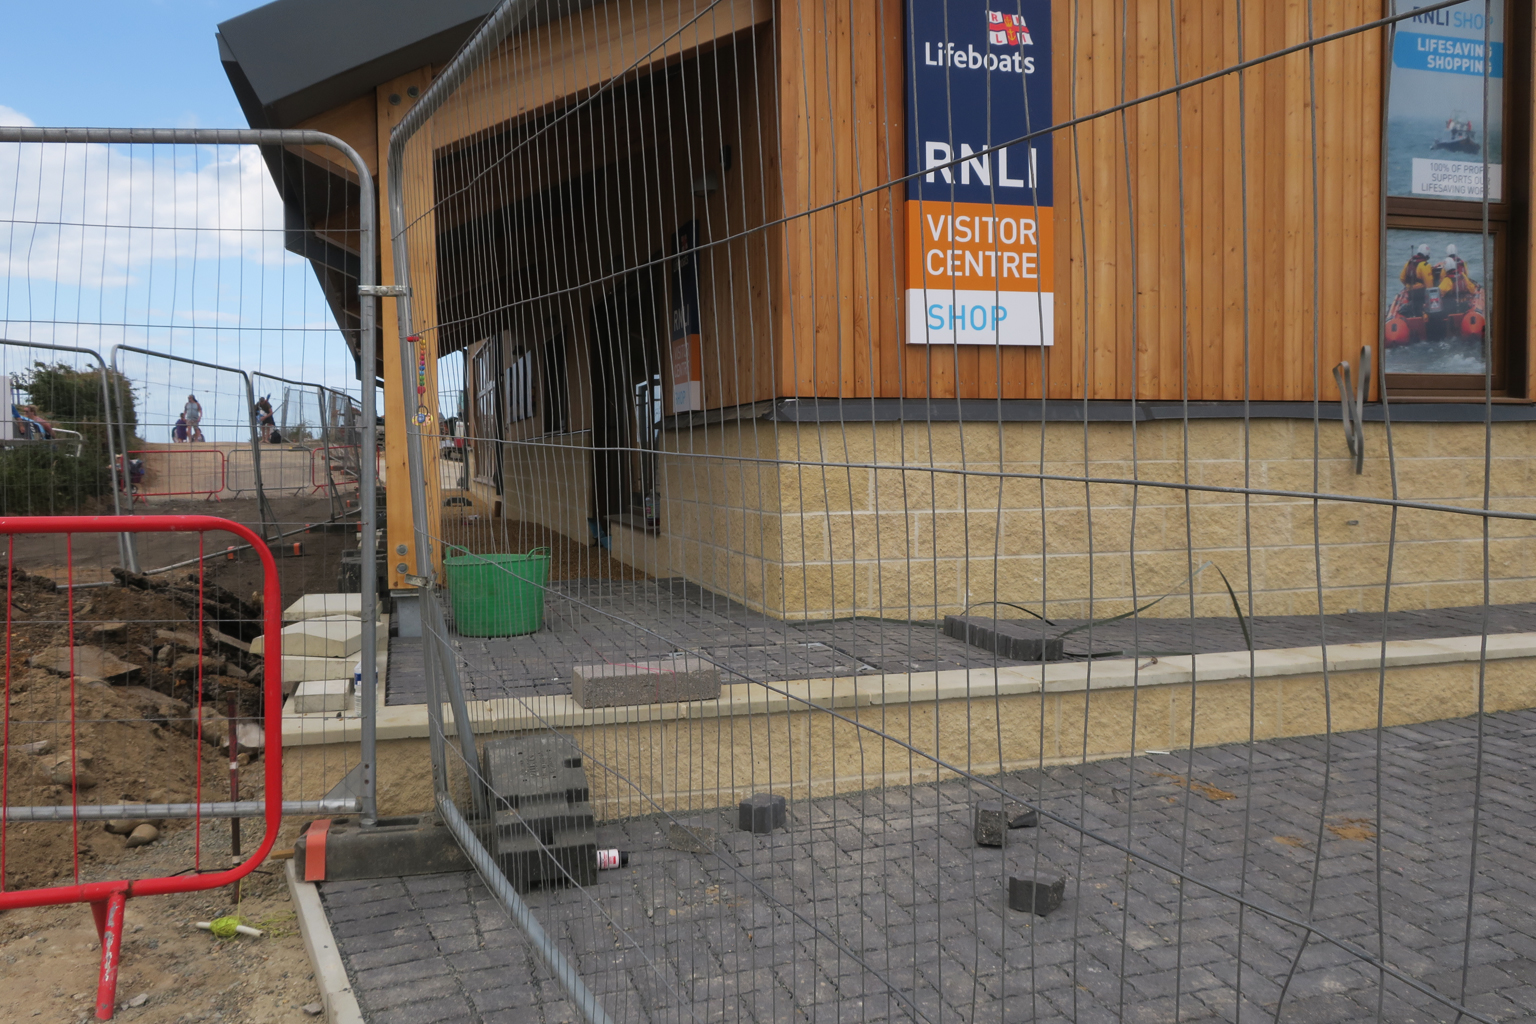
[215,0,499,131]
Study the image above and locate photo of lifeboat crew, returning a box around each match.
[1384,240,1486,350]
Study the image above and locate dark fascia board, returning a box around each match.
[215,0,500,130]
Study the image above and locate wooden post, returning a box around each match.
[376,69,442,587]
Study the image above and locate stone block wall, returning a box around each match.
[611,417,1536,622]
[497,433,595,543]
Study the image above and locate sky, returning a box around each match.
[0,1,259,130]
[0,1,366,443]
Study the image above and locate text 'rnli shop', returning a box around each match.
[906,0,1054,347]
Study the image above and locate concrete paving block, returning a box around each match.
[974,801,1007,847]
[481,735,597,891]
[1009,807,1040,829]
[1008,874,1065,916]
[284,593,380,622]
[570,656,720,708]
[667,822,716,853]
[293,677,354,713]
[738,793,786,834]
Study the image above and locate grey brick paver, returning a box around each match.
[321,708,1536,1022]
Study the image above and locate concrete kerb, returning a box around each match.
[279,631,1536,817]
[285,860,365,1024]
[282,631,1536,744]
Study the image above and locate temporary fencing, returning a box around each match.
[0,126,384,836]
[252,371,366,517]
[126,447,227,502]
[109,346,279,546]
[376,0,1534,1023]
[0,514,294,1019]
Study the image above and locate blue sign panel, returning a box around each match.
[1393,32,1504,78]
[906,0,1053,207]
[905,0,1056,346]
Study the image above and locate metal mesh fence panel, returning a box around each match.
[380,1,1532,1023]
[0,129,387,897]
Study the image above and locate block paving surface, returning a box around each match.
[386,578,1536,706]
[320,707,1536,1023]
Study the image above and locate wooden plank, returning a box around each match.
[376,68,438,591]
[876,0,906,397]
[294,92,379,179]
[431,0,773,153]
[1322,2,1347,404]
[1178,0,1204,405]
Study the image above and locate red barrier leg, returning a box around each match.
[93,890,127,1020]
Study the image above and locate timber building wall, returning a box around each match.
[278,0,1536,619]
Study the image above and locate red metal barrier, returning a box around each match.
[0,515,282,1020]
[128,448,227,501]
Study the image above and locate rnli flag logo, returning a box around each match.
[987,10,1033,47]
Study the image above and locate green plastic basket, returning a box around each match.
[443,545,552,637]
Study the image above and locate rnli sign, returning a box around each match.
[906,0,1053,346]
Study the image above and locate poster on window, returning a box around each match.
[1386,0,1504,202]
[905,0,1053,346]
[669,220,704,412]
[1383,227,1490,374]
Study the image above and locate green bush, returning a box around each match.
[12,361,139,447]
[0,443,116,515]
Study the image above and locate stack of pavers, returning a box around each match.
[480,734,598,891]
[251,593,382,712]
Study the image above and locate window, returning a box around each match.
[470,337,501,485]
[1382,0,1529,396]
[506,347,535,422]
[542,332,570,434]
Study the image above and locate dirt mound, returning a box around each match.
[3,678,237,890]
[4,567,267,892]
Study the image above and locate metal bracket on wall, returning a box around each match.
[1332,345,1371,475]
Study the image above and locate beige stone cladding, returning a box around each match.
[494,432,595,542]
[612,420,785,608]
[606,417,1536,622]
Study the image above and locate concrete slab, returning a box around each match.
[253,616,381,658]
[284,593,380,622]
[277,617,363,658]
[294,815,471,882]
[292,677,353,714]
[280,654,356,684]
[571,656,720,708]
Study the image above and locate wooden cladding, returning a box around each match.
[775,0,1385,403]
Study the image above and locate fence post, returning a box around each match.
[0,339,137,570]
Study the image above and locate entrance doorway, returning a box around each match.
[588,264,664,533]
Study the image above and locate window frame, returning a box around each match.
[469,336,501,485]
[1381,0,1530,399]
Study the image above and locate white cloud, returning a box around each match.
[0,107,364,420]
[0,105,35,127]
[0,136,289,288]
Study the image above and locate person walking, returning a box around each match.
[254,395,277,443]
[183,394,204,442]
